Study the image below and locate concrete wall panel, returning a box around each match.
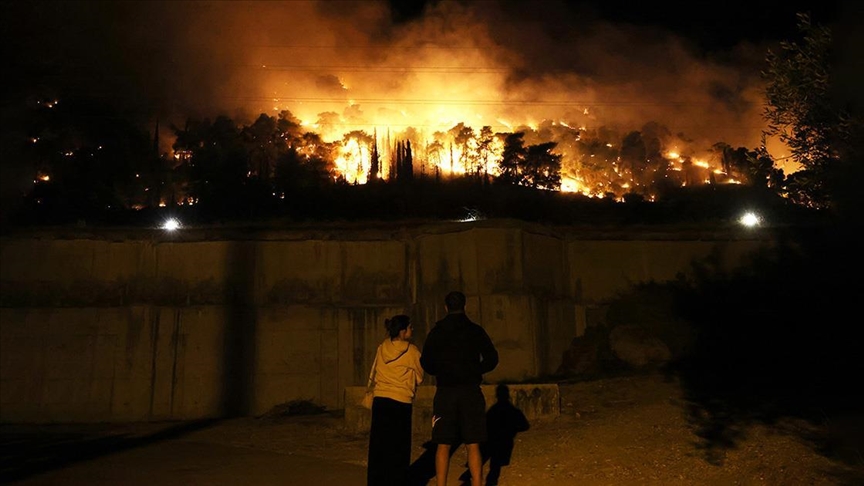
[156,307,224,419]
[479,294,536,382]
[523,231,566,296]
[473,228,523,294]
[251,306,407,413]
[543,299,578,375]
[416,231,480,295]
[0,240,155,306]
[0,239,147,283]
[155,241,232,285]
[341,241,407,305]
[260,240,342,304]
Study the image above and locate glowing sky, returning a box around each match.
[2,0,852,175]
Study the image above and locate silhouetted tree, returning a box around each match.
[242,114,279,181]
[394,140,404,181]
[369,129,380,182]
[391,139,415,183]
[498,132,526,185]
[747,144,785,189]
[427,136,445,178]
[477,126,495,183]
[449,122,476,174]
[182,116,248,216]
[711,142,784,189]
[640,122,674,194]
[620,130,648,194]
[296,132,337,188]
[763,13,861,210]
[523,142,562,190]
[403,140,414,182]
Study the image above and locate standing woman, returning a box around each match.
[367,314,424,486]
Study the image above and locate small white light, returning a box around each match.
[162,218,181,231]
[739,211,761,227]
[459,208,484,223]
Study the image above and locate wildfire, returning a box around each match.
[160,1,781,204]
[268,113,745,199]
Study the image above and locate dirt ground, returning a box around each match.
[175,372,861,485]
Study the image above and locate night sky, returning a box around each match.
[391,0,845,50]
[3,0,852,118]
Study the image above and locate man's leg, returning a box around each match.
[466,442,483,486]
[436,444,452,486]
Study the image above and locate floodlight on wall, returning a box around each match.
[161,218,181,231]
[738,211,761,227]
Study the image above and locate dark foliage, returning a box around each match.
[636,222,864,468]
[8,172,815,230]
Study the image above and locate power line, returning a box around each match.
[175,96,722,107]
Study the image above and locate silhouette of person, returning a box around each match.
[458,384,530,486]
[366,315,424,486]
[421,290,499,486]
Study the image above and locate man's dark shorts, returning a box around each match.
[431,385,486,445]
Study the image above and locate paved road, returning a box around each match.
[1,421,367,486]
[1,421,474,485]
[8,440,366,486]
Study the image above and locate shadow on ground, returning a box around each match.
[645,223,864,483]
[0,419,221,483]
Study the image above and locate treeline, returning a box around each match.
[14,104,795,227]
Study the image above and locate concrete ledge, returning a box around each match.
[343,384,560,434]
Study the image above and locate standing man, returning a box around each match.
[421,291,499,486]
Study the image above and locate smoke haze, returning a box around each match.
[4,0,850,171]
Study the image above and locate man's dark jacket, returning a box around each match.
[420,312,498,386]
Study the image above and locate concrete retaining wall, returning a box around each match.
[0,220,774,423]
[343,384,560,434]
